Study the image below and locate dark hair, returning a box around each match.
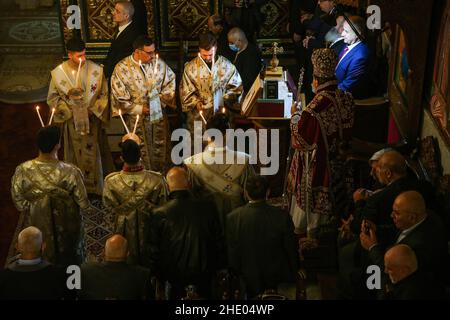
[66,38,85,52]
[37,125,61,153]
[198,32,217,50]
[245,175,269,200]
[206,113,230,135]
[121,139,141,164]
[211,15,224,27]
[133,35,154,50]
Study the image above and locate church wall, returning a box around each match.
[421,110,450,175]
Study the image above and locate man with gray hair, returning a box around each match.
[104,1,143,79]
[79,234,151,300]
[0,227,69,300]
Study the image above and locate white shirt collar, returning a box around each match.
[337,40,362,67]
[397,217,426,242]
[347,40,361,52]
[118,20,132,35]
[17,257,42,266]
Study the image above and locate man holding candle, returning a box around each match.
[180,32,243,141]
[47,38,113,195]
[111,35,176,173]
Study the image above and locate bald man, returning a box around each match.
[0,227,69,300]
[104,1,143,79]
[227,27,262,93]
[383,244,444,299]
[149,167,225,299]
[348,150,434,238]
[360,191,447,296]
[80,234,151,300]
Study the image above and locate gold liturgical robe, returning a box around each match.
[180,55,243,136]
[11,159,89,266]
[111,55,176,173]
[184,145,255,228]
[103,169,168,265]
[47,60,113,195]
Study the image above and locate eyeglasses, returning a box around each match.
[138,49,156,56]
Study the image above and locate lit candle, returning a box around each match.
[133,114,139,135]
[35,106,45,127]
[153,54,159,75]
[222,107,226,113]
[48,108,55,125]
[75,58,82,88]
[199,110,207,125]
[118,109,130,134]
[139,59,146,79]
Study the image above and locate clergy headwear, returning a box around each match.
[66,38,85,52]
[311,48,338,79]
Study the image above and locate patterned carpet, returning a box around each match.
[0,5,63,104]
[82,197,115,262]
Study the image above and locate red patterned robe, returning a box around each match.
[287,80,354,237]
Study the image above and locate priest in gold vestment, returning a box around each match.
[180,32,243,139]
[47,38,113,195]
[103,139,168,265]
[11,126,90,266]
[184,114,255,228]
[111,35,176,173]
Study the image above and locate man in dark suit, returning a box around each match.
[226,175,299,299]
[149,167,226,299]
[104,1,143,79]
[0,227,70,300]
[130,0,148,35]
[79,234,151,300]
[382,244,444,300]
[361,191,447,296]
[335,15,370,99]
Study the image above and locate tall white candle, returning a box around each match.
[199,110,207,125]
[133,114,139,135]
[35,106,45,127]
[75,58,82,88]
[48,108,55,125]
[118,109,130,134]
[153,54,159,75]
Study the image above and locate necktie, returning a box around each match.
[338,46,349,61]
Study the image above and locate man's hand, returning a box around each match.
[291,102,299,115]
[300,13,313,24]
[196,102,203,112]
[303,36,315,49]
[339,215,354,240]
[360,227,378,251]
[353,188,370,202]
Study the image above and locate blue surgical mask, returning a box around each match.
[229,43,239,52]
